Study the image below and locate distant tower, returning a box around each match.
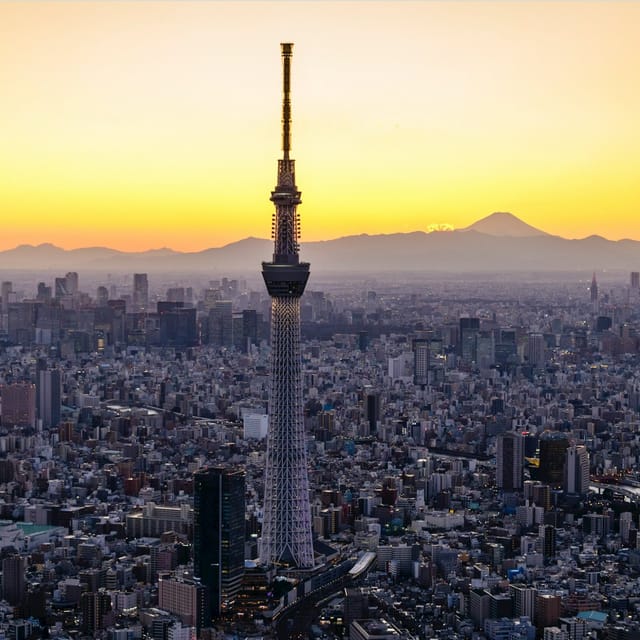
[1,281,13,314]
[260,43,315,569]
[65,271,79,295]
[590,272,598,312]
[631,271,640,290]
[193,466,245,619]
[133,273,149,312]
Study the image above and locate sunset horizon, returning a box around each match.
[1,1,639,252]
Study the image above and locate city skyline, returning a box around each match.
[1,1,639,251]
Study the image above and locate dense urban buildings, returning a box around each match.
[0,267,640,638]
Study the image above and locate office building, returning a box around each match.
[413,338,429,386]
[37,364,61,429]
[496,431,524,491]
[158,574,208,631]
[0,383,36,428]
[459,317,480,362]
[133,273,149,312]
[208,301,233,348]
[2,555,26,606]
[194,466,245,618]
[80,590,112,633]
[526,332,545,369]
[564,445,590,496]
[538,433,569,488]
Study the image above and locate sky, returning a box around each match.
[0,1,639,252]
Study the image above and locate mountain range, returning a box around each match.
[1,213,638,273]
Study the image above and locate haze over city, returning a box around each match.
[1,1,640,251]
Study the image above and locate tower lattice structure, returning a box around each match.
[260,43,314,569]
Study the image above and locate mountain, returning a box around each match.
[461,212,549,237]
[0,214,638,273]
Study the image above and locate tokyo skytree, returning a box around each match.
[260,43,314,569]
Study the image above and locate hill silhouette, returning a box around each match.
[0,213,637,273]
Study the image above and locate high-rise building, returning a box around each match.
[1,281,13,314]
[54,277,68,298]
[158,574,209,631]
[0,383,36,428]
[80,590,112,633]
[96,286,109,307]
[133,273,149,312]
[526,332,545,369]
[632,272,640,290]
[538,433,569,488]
[37,364,61,429]
[193,466,245,619]
[510,584,537,619]
[536,593,561,629]
[365,391,381,437]
[260,43,315,569]
[2,555,25,605]
[564,445,590,496]
[413,338,429,386]
[539,524,556,562]
[459,317,480,362]
[65,271,79,295]
[208,301,233,348]
[590,272,598,312]
[496,431,524,491]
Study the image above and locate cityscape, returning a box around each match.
[2,3,640,640]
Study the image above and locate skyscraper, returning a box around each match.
[496,431,524,492]
[37,362,61,429]
[413,338,430,386]
[1,555,25,606]
[459,317,480,363]
[260,43,314,569]
[193,466,245,619]
[526,332,545,369]
[133,273,149,312]
[538,432,569,488]
[564,444,590,496]
[590,272,598,312]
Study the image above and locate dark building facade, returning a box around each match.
[193,466,245,619]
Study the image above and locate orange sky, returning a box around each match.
[0,1,639,251]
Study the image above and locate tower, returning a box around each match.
[260,43,314,569]
[193,466,245,619]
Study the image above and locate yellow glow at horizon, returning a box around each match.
[0,1,639,251]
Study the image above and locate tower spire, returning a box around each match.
[281,42,292,160]
[260,43,314,570]
[269,43,302,266]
